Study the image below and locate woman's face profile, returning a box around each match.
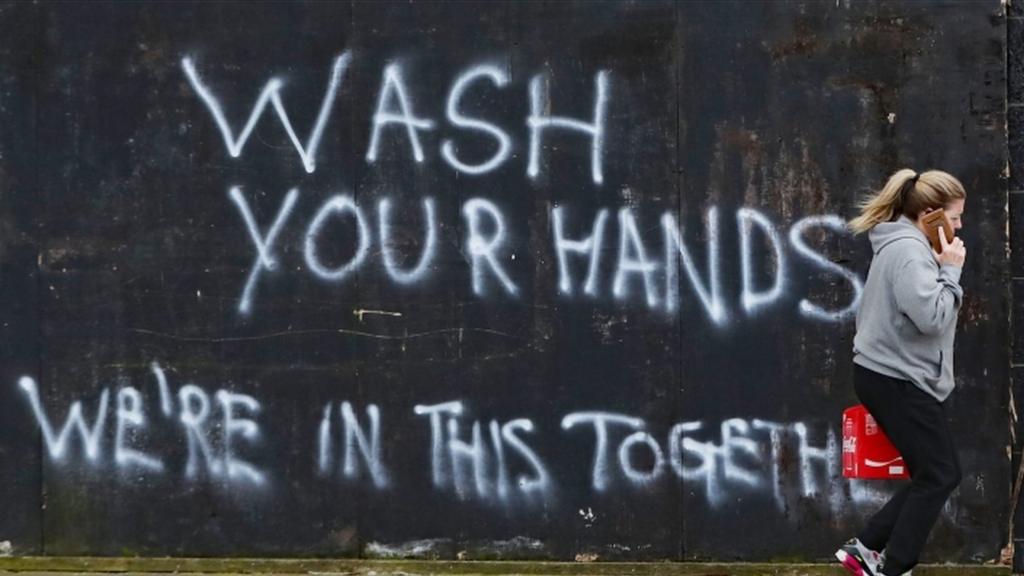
[944,198,965,231]
[915,198,965,239]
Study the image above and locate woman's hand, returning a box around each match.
[933,228,966,268]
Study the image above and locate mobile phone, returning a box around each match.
[921,209,955,253]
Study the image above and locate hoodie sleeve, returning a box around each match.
[892,255,963,337]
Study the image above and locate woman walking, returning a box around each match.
[834,168,967,576]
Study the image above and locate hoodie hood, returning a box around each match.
[868,214,931,255]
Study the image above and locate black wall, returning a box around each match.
[0,0,1010,564]
[1006,0,1024,572]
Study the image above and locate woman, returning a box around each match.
[834,168,967,576]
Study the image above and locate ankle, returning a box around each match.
[855,536,884,552]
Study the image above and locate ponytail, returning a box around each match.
[847,169,917,234]
[847,168,966,235]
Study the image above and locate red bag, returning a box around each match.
[842,405,910,479]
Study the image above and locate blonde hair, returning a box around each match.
[847,168,966,235]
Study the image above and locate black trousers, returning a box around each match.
[853,363,962,575]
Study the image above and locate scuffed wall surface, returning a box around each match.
[1007,0,1024,572]
[0,0,1009,563]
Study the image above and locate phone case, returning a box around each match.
[921,209,954,253]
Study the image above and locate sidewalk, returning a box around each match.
[0,557,1011,576]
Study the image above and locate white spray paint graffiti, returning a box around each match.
[463,198,519,297]
[180,56,862,323]
[366,64,436,164]
[551,206,609,296]
[442,65,512,175]
[217,390,265,485]
[230,186,299,315]
[114,387,164,471]
[448,418,490,499]
[18,375,942,518]
[317,401,390,488]
[583,415,767,497]
[794,421,841,513]
[183,56,611,179]
[617,431,666,486]
[612,208,660,308]
[527,71,609,184]
[221,188,862,323]
[738,207,787,314]
[662,208,727,324]
[151,361,174,417]
[500,419,549,497]
[9,53,956,544]
[788,215,864,321]
[378,197,438,285]
[17,365,267,487]
[565,410,906,516]
[304,194,372,282]
[318,403,333,475]
[182,53,352,174]
[19,376,109,462]
[751,418,786,508]
[340,402,388,487]
[178,384,223,478]
[414,401,549,502]
[561,412,644,492]
[414,401,465,489]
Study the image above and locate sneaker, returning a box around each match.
[835,537,883,576]
[878,551,913,576]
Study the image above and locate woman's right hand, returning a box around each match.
[934,229,966,268]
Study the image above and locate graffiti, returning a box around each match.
[462,198,519,297]
[230,186,300,315]
[527,71,609,184]
[178,384,224,479]
[183,56,609,181]
[565,411,900,516]
[441,65,512,175]
[317,401,390,488]
[414,401,549,502]
[788,215,864,321]
[183,54,862,322]
[19,376,109,463]
[19,365,267,487]
[617,431,666,486]
[216,390,265,485]
[414,401,465,490]
[612,208,661,308]
[225,190,861,320]
[17,367,952,522]
[115,387,164,471]
[366,63,437,164]
[662,209,727,324]
[0,0,1001,559]
[19,52,871,525]
[378,197,438,284]
[181,53,352,174]
[737,207,787,315]
[551,206,609,297]
[304,194,372,282]
[561,412,645,492]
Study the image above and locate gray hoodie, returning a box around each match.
[852,214,963,402]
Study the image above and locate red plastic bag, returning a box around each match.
[842,404,910,479]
